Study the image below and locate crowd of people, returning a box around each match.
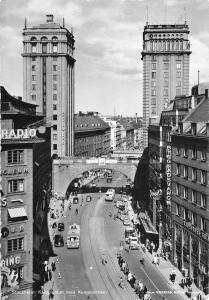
[117,254,151,300]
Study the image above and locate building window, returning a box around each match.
[53,43,58,53]
[53,75,57,81]
[31,44,37,53]
[183,208,191,221]
[176,89,181,96]
[53,94,57,101]
[192,168,197,182]
[183,165,188,178]
[32,65,36,71]
[53,144,57,150]
[53,125,57,130]
[151,107,156,114]
[176,203,181,216]
[176,146,181,156]
[151,98,156,105]
[176,183,180,196]
[53,57,57,61]
[32,57,36,62]
[151,81,156,87]
[151,72,156,79]
[201,218,207,232]
[164,72,168,78]
[32,75,36,81]
[31,94,36,101]
[176,81,181,87]
[163,89,168,96]
[176,71,181,78]
[151,89,156,96]
[176,163,180,176]
[191,190,197,204]
[191,212,197,226]
[200,194,207,208]
[200,171,207,185]
[183,186,188,199]
[53,84,57,90]
[176,63,181,69]
[53,104,57,110]
[32,84,36,91]
[53,115,57,120]
[164,63,169,70]
[8,179,24,193]
[53,65,57,71]
[42,43,47,54]
[8,150,24,164]
[152,63,156,70]
[201,151,206,162]
[151,55,156,61]
[53,134,57,140]
[192,146,197,159]
[164,81,168,87]
[8,238,24,252]
[183,145,188,157]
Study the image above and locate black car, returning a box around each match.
[86,195,92,202]
[58,222,64,231]
[54,234,64,247]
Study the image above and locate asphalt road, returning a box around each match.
[51,171,186,300]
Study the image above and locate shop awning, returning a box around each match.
[8,207,27,219]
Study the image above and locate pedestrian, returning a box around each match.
[48,269,52,281]
[118,276,124,288]
[49,288,54,299]
[51,262,56,272]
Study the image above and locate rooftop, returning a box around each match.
[75,115,110,133]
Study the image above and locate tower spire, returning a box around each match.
[62,17,65,28]
[24,17,27,30]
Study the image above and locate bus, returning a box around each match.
[67,224,80,249]
[105,189,115,201]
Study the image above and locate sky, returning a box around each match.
[0,0,209,117]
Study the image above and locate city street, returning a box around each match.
[44,172,194,300]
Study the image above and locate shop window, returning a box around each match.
[8,179,24,193]
[8,150,24,164]
[8,238,24,252]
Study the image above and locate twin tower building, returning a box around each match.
[22,15,191,154]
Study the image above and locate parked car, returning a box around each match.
[54,234,64,247]
[123,217,131,226]
[86,195,92,202]
[58,222,64,231]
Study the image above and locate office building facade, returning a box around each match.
[22,14,75,156]
[141,22,191,147]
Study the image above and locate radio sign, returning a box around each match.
[1,129,36,139]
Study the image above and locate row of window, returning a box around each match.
[175,183,207,208]
[32,64,57,72]
[32,83,58,91]
[151,71,181,79]
[31,56,58,62]
[32,74,57,81]
[8,237,24,252]
[31,43,58,54]
[151,62,181,70]
[149,40,185,52]
[174,204,207,232]
[175,164,207,185]
[176,146,206,161]
[8,150,24,164]
[151,89,181,97]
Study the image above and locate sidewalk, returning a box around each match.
[144,249,205,300]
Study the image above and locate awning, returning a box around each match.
[8,207,27,219]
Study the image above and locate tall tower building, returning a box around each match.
[141,22,191,147]
[22,14,75,156]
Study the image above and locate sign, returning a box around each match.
[1,168,29,176]
[1,197,7,207]
[183,221,209,243]
[98,158,106,166]
[1,256,21,268]
[1,128,36,139]
[1,227,9,238]
[166,145,171,205]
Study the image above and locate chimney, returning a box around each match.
[46,14,54,23]
[205,89,208,99]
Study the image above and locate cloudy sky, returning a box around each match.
[0,0,209,116]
